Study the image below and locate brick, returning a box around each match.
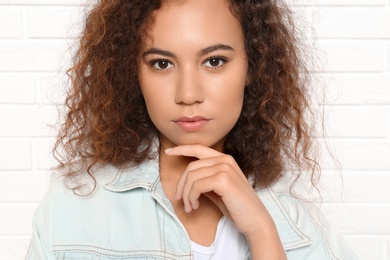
[288,6,315,37]
[290,0,385,5]
[320,172,390,203]
[0,107,58,137]
[386,239,390,260]
[35,139,57,170]
[0,8,22,38]
[317,42,385,72]
[320,204,390,234]
[325,107,387,137]
[340,142,390,170]
[314,8,390,39]
[39,75,66,105]
[388,44,390,71]
[343,236,384,260]
[0,42,70,72]
[0,238,31,260]
[0,142,31,170]
[25,7,82,39]
[321,141,390,170]
[325,74,390,105]
[0,172,48,202]
[388,239,390,260]
[0,75,36,104]
[0,205,37,235]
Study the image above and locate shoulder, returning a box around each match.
[48,164,120,196]
[33,164,121,221]
[256,188,358,260]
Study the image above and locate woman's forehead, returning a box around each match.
[143,0,243,49]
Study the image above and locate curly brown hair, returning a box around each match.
[55,0,320,192]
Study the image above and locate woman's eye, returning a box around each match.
[152,60,173,70]
[203,57,226,69]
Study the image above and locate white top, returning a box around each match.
[191,216,248,260]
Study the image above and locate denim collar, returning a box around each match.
[104,153,311,251]
[104,156,160,192]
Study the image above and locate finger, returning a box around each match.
[186,172,232,213]
[174,156,226,200]
[165,144,221,159]
[167,146,243,179]
[203,192,232,220]
[187,174,223,210]
[179,165,223,211]
[175,155,248,200]
[182,165,234,212]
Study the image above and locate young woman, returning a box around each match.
[27,0,357,259]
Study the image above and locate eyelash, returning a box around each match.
[149,56,229,71]
[149,59,173,71]
[203,56,228,70]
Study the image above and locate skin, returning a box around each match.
[139,0,247,151]
[138,0,287,259]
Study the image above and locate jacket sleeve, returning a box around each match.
[25,184,55,260]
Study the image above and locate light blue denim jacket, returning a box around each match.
[26,156,358,260]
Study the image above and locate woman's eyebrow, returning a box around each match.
[142,44,234,58]
[198,44,234,56]
[142,48,176,58]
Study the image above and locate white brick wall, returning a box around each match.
[0,1,389,259]
[308,1,390,259]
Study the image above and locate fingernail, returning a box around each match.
[184,204,190,213]
[164,148,173,153]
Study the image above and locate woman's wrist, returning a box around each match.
[244,215,287,260]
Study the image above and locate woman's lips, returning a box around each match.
[174,116,210,132]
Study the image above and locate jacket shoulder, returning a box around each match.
[266,189,358,260]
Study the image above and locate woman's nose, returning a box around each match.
[174,66,204,105]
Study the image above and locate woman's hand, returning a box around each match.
[165,144,261,234]
[165,144,287,260]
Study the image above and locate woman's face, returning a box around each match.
[138,0,248,151]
